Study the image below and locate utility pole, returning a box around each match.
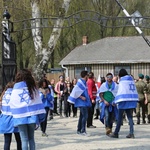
[1,8,17,90]
[115,0,150,47]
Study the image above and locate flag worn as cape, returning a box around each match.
[99,81,118,97]
[114,75,139,104]
[67,79,86,104]
[1,88,13,115]
[10,81,46,118]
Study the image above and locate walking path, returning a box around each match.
[0,115,150,150]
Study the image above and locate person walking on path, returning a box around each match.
[50,79,59,115]
[87,72,97,128]
[0,82,22,150]
[64,82,72,117]
[39,79,53,136]
[109,69,139,139]
[135,73,148,124]
[68,71,91,135]
[71,78,78,117]
[99,73,118,135]
[9,69,46,150]
[55,75,66,117]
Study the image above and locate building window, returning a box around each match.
[75,66,91,79]
[114,65,131,75]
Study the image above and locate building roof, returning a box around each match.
[59,36,150,65]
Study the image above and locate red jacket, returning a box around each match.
[87,78,97,100]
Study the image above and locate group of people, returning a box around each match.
[0,68,150,149]
[68,69,150,139]
[0,70,82,150]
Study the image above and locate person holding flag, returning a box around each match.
[68,71,91,135]
[99,73,118,135]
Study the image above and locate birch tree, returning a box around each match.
[31,0,71,79]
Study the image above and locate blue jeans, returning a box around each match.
[104,106,114,129]
[18,123,35,150]
[77,107,88,133]
[114,109,134,135]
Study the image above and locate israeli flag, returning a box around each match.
[68,79,86,104]
[114,75,139,104]
[10,81,46,118]
[1,88,13,115]
[98,81,118,97]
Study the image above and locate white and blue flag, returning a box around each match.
[1,88,13,115]
[10,81,46,118]
[67,79,86,104]
[114,75,139,104]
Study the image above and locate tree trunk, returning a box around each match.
[31,0,71,79]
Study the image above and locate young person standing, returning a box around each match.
[39,79,53,136]
[109,69,139,138]
[86,72,97,128]
[10,69,46,150]
[68,71,91,135]
[55,75,66,117]
[0,82,22,150]
[99,73,118,135]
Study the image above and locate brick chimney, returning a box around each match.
[82,36,88,45]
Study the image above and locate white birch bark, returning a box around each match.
[31,0,71,79]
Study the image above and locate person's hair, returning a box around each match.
[80,71,88,78]
[88,72,94,79]
[38,79,49,89]
[0,82,14,102]
[106,73,113,77]
[118,68,128,78]
[59,75,64,79]
[15,69,37,99]
[101,77,106,84]
[72,78,77,86]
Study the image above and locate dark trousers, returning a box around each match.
[72,104,77,117]
[58,96,64,115]
[87,103,95,127]
[53,97,58,113]
[40,107,49,133]
[4,132,22,150]
[64,99,71,117]
[136,100,146,122]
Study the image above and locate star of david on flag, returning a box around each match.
[3,91,11,104]
[19,89,31,104]
[129,82,136,92]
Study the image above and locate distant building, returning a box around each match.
[59,36,150,80]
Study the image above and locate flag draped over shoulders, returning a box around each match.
[99,81,118,97]
[10,81,45,118]
[67,79,86,104]
[0,88,18,133]
[1,88,13,115]
[114,75,139,104]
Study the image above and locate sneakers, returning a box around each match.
[77,131,89,136]
[80,132,90,136]
[109,133,119,138]
[80,132,87,136]
[126,134,135,139]
[42,133,48,137]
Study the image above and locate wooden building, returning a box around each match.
[59,36,150,80]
